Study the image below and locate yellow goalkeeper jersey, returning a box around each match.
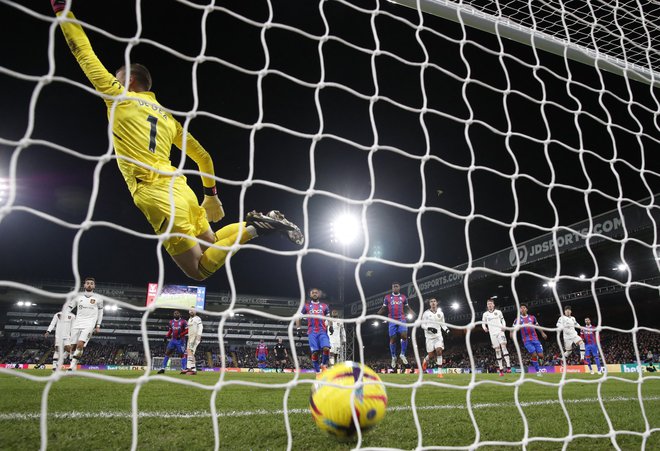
[56,12,216,196]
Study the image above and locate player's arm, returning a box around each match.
[45,314,59,337]
[535,317,548,340]
[481,312,489,333]
[52,5,124,99]
[324,306,334,334]
[174,121,224,222]
[196,320,203,338]
[95,300,104,333]
[439,311,449,334]
[509,318,517,339]
[182,319,189,337]
[403,297,415,318]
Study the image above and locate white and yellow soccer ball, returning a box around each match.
[309,361,387,437]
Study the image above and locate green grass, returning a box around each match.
[0,370,659,450]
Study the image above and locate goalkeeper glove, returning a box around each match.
[427,327,438,334]
[201,189,225,223]
[51,0,67,13]
[329,325,334,335]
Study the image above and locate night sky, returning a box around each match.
[0,0,658,307]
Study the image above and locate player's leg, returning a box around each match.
[499,335,511,371]
[492,335,504,375]
[436,345,444,367]
[388,324,398,368]
[63,344,71,364]
[319,333,331,369]
[584,345,594,373]
[159,343,174,373]
[577,338,585,361]
[399,328,409,365]
[70,328,92,371]
[52,345,60,371]
[179,341,188,371]
[309,334,321,372]
[563,339,573,359]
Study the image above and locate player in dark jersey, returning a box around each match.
[274,338,288,372]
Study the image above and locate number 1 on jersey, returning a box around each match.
[147,115,158,152]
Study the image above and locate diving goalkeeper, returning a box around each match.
[50,1,303,280]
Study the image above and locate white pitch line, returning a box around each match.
[0,396,658,421]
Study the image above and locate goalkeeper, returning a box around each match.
[50,1,303,280]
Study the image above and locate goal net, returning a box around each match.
[0,0,659,449]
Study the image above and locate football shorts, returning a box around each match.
[524,339,543,354]
[388,323,408,337]
[187,336,201,354]
[425,335,444,353]
[70,326,95,346]
[133,176,210,256]
[585,343,599,357]
[54,334,73,348]
[308,332,331,352]
[563,334,582,349]
[489,331,507,348]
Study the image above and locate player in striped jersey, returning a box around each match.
[581,317,603,374]
[255,339,269,370]
[157,310,188,374]
[44,311,76,371]
[296,288,332,373]
[377,282,415,369]
[511,303,547,376]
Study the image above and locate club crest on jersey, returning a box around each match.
[90,299,96,304]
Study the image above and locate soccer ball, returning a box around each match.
[309,361,387,437]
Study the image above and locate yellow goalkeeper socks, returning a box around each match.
[198,222,254,278]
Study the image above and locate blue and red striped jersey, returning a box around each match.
[581,325,599,345]
[513,315,539,342]
[301,301,329,334]
[255,343,268,357]
[167,318,188,339]
[383,293,408,321]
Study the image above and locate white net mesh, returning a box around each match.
[0,0,659,449]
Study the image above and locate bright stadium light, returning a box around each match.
[450,302,460,311]
[616,263,628,271]
[372,321,379,327]
[579,274,586,279]
[330,214,360,245]
[406,313,413,320]
[17,301,24,306]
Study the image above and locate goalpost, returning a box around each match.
[0,0,659,449]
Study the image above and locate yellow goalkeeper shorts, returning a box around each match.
[133,176,210,256]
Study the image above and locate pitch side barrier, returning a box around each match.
[3,363,658,374]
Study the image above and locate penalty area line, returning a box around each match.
[0,395,658,421]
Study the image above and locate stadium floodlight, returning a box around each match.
[616,264,628,271]
[579,274,586,279]
[17,301,24,306]
[406,313,413,320]
[372,321,379,327]
[450,302,460,311]
[330,213,360,245]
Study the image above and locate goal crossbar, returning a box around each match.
[390,0,660,87]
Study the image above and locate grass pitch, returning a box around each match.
[0,370,658,450]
